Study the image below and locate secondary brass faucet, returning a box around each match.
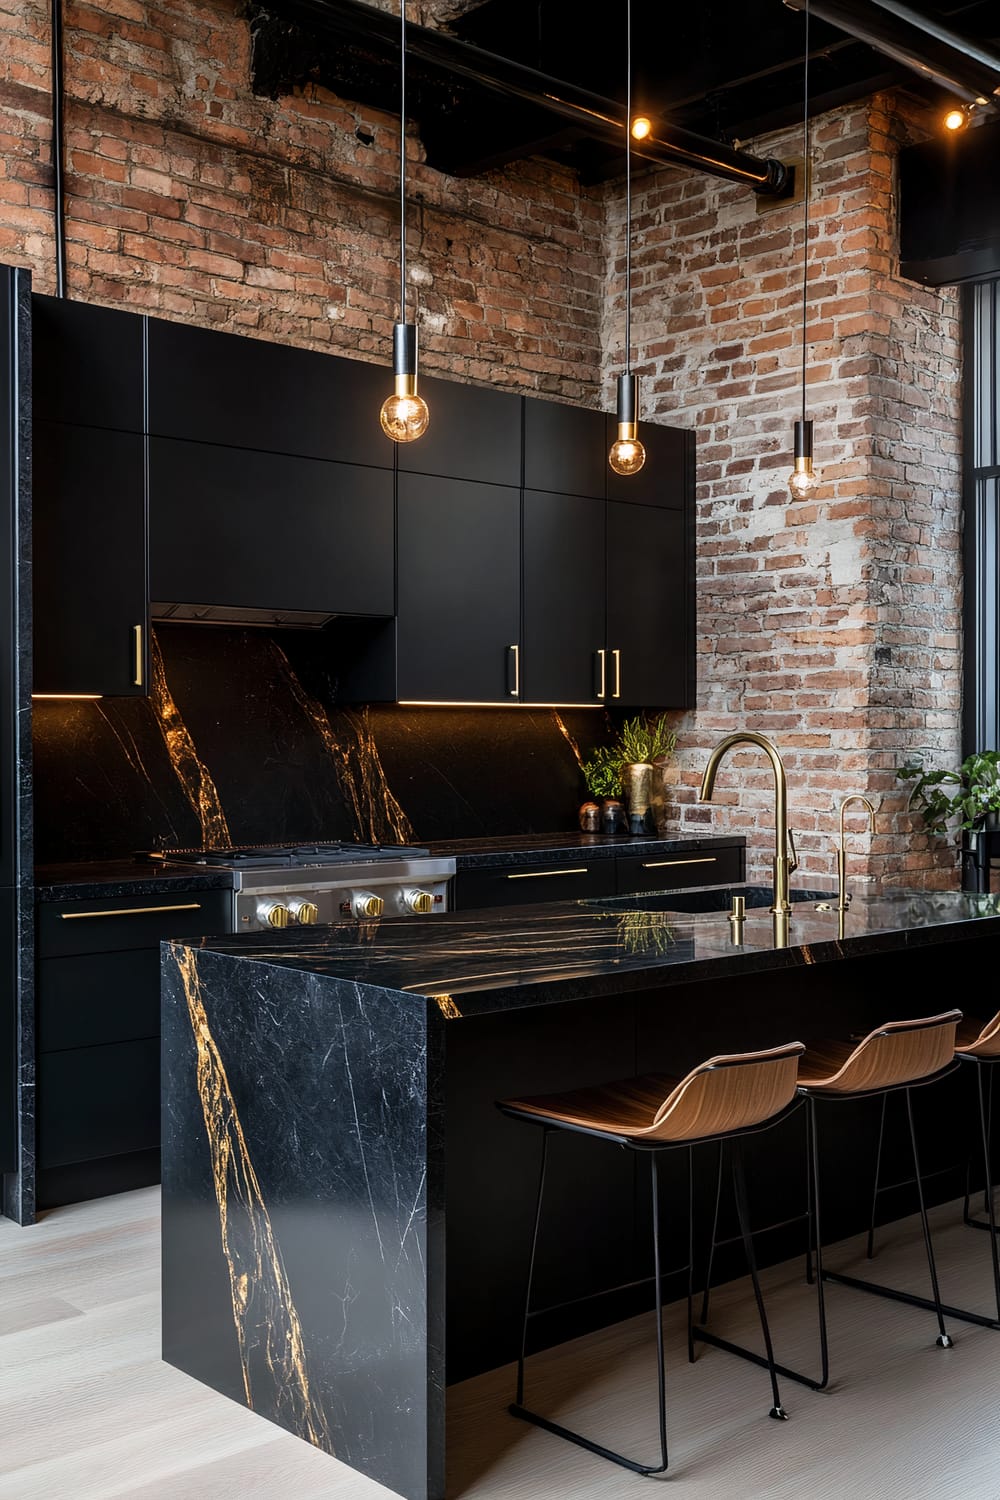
[836,795,876,912]
[699,732,798,917]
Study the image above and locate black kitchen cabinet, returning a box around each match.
[453,841,746,910]
[396,373,522,488]
[606,501,693,708]
[455,860,616,909]
[36,887,232,1205]
[606,417,693,510]
[148,437,394,621]
[522,489,606,704]
[33,421,149,697]
[396,473,520,702]
[524,397,607,499]
[32,294,144,434]
[616,842,744,895]
[147,317,394,469]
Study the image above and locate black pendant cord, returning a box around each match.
[51,0,66,298]
[800,0,810,427]
[624,0,632,378]
[399,0,407,325]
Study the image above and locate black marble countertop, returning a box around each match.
[174,883,1000,1019]
[34,859,236,901]
[426,831,744,868]
[34,832,744,898]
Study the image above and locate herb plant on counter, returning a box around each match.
[581,713,677,798]
[896,750,1000,838]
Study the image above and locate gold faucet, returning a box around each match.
[836,795,876,912]
[699,732,798,917]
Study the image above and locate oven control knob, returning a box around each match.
[402,887,434,915]
[257,900,291,929]
[289,899,319,926]
[353,891,384,920]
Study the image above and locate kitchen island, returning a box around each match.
[161,884,1000,1500]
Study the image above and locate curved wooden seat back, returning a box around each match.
[798,1010,962,1095]
[643,1041,806,1143]
[957,1011,1000,1059]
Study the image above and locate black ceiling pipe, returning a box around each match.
[783,0,1000,108]
[51,0,66,297]
[269,0,790,193]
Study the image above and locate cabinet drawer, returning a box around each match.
[39,950,162,1051]
[38,1037,160,1168]
[616,844,744,896]
[38,890,232,958]
[455,861,616,910]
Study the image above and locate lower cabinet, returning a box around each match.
[453,842,746,910]
[36,888,232,1207]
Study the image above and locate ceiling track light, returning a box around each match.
[788,0,821,502]
[608,0,646,480]
[379,0,429,445]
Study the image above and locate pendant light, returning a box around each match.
[379,0,429,444]
[608,0,646,478]
[788,0,820,500]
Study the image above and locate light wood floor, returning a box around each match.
[2,1187,1000,1498]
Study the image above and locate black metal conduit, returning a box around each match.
[270,0,790,194]
[51,0,66,297]
[784,0,1000,108]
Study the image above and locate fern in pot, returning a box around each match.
[581,714,677,835]
[896,749,1000,839]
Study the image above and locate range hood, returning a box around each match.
[151,601,341,629]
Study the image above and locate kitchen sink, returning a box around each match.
[586,884,839,915]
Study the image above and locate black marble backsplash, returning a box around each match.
[32,625,620,865]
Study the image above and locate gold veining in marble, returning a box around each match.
[434,995,462,1019]
[269,643,415,844]
[150,634,233,848]
[172,947,333,1452]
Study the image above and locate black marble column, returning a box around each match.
[161,943,446,1500]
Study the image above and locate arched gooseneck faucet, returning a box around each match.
[698,732,798,917]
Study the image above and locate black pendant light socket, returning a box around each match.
[392,321,417,378]
[616,372,638,429]
[793,418,814,461]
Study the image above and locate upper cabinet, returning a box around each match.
[522,489,607,705]
[524,397,607,499]
[606,415,691,509]
[396,373,522,487]
[146,319,394,470]
[32,294,144,434]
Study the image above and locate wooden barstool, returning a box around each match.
[797,1009,964,1386]
[496,1040,806,1478]
[954,1013,1000,1319]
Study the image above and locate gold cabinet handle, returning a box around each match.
[506,867,589,880]
[133,624,144,688]
[508,643,520,698]
[596,648,606,699]
[60,903,203,920]
[641,857,718,870]
[612,648,621,699]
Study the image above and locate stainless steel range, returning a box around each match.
[142,842,456,931]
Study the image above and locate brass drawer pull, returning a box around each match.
[60,903,203,920]
[612,648,621,699]
[641,857,718,869]
[133,624,144,688]
[506,867,589,880]
[596,648,606,699]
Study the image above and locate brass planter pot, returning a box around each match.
[623,760,654,835]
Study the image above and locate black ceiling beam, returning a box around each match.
[783,0,1000,107]
[267,0,791,193]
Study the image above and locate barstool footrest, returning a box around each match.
[509,1403,667,1477]
[690,1325,825,1391]
[821,1268,1000,1330]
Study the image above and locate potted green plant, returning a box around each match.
[581,714,677,834]
[896,749,1000,839]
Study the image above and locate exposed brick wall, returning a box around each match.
[606,95,963,890]
[0,0,604,397]
[0,0,967,888]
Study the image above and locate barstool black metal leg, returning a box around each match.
[699,1140,725,1326]
[514,1126,550,1407]
[807,1097,831,1391]
[905,1087,953,1349]
[731,1140,787,1420]
[650,1153,670,1474]
[687,1146,696,1365]
[866,1094,888,1260]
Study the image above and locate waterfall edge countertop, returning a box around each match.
[170,883,1000,1018]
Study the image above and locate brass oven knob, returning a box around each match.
[257,901,291,929]
[353,891,384,920]
[289,900,319,926]
[403,887,434,915]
